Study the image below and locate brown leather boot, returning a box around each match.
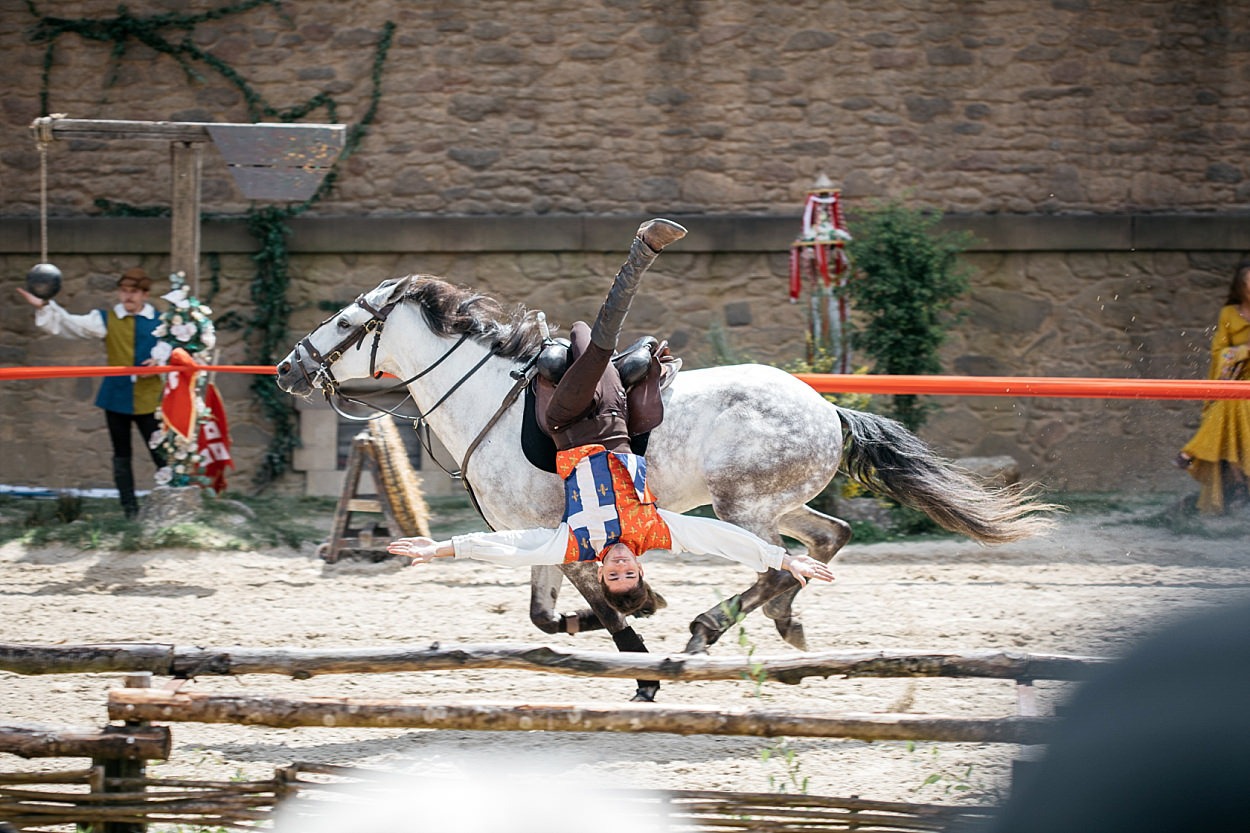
[589,219,687,351]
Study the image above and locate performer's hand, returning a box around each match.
[16,287,46,308]
[782,553,834,587]
[387,536,443,564]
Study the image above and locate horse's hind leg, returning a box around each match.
[763,506,851,647]
[684,505,851,654]
[685,578,788,654]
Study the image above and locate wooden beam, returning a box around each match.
[34,117,216,143]
[0,642,1106,683]
[0,726,171,761]
[108,689,1052,743]
[169,142,203,294]
[32,117,343,145]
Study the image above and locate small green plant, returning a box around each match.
[907,742,1001,802]
[846,199,973,431]
[720,593,810,795]
[22,492,84,527]
[735,619,768,697]
[761,737,811,795]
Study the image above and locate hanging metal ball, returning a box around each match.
[25,262,63,301]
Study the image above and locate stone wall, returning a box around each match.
[2,0,1248,498]
[2,1,1246,215]
[1,233,1240,497]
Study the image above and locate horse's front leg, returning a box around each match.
[528,565,608,635]
[551,562,662,702]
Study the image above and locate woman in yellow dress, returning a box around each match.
[1177,261,1250,513]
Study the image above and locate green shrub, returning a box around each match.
[846,200,973,430]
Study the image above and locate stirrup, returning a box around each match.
[614,336,659,388]
[535,338,571,384]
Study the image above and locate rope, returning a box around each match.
[0,364,273,380]
[2,364,1249,399]
[30,115,65,265]
[793,373,1250,400]
[32,117,57,264]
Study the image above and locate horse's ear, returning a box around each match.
[374,277,408,304]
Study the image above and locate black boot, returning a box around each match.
[589,219,687,352]
[612,626,660,702]
[113,457,138,519]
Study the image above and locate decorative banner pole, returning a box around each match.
[789,174,852,371]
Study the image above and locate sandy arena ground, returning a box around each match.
[3,493,1249,810]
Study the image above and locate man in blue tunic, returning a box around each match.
[19,267,168,517]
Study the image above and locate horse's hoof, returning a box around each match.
[773,617,808,651]
[684,622,721,654]
[631,684,659,702]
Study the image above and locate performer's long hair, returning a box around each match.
[599,576,667,618]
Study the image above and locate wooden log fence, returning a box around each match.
[3,641,1100,830]
[0,762,998,832]
[107,689,1053,745]
[0,725,170,761]
[0,641,1106,684]
[0,768,288,830]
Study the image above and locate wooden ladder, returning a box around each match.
[319,432,403,563]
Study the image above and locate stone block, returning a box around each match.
[139,486,203,527]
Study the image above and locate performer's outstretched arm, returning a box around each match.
[389,526,569,567]
[658,509,835,586]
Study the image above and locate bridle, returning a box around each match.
[291,292,542,513]
[293,292,481,421]
[293,292,402,399]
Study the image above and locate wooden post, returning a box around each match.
[95,672,153,833]
[170,141,203,295]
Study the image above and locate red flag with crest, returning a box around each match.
[160,347,198,439]
[198,382,234,494]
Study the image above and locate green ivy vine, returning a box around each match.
[28,1,396,488]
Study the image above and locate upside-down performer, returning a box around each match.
[389,219,832,616]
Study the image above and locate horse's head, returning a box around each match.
[275,278,408,398]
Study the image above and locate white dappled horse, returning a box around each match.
[276,276,1053,663]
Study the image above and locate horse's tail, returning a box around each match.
[835,407,1060,544]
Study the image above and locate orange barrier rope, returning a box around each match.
[793,373,1250,400]
[0,364,273,380]
[2,364,1248,400]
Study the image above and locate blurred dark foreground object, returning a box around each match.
[981,596,1250,833]
[25,262,63,300]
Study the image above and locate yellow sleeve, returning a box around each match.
[1207,306,1236,380]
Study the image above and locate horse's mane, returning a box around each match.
[398,275,549,361]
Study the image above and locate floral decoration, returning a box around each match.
[152,270,217,354]
[151,272,218,488]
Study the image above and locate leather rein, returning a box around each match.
[294,293,539,510]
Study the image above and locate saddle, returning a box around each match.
[521,336,681,473]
